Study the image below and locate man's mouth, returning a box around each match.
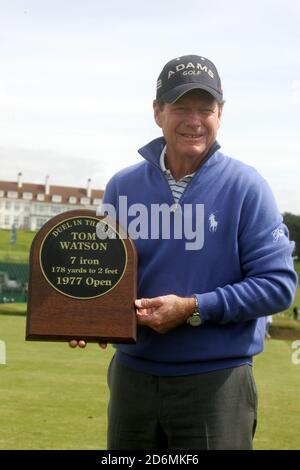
[180,133,204,140]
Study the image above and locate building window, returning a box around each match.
[37,204,45,212]
[24,205,30,212]
[52,195,62,203]
[23,192,33,200]
[23,217,30,229]
[5,215,10,225]
[80,197,90,205]
[14,203,20,211]
[93,198,102,205]
[5,201,11,209]
[7,191,18,198]
[51,206,62,214]
[37,193,45,201]
[36,218,48,229]
[69,196,77,204]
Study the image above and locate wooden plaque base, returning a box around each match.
[26,210,137,343]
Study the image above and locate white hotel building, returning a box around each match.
[0,173,103,231]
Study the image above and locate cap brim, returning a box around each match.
[161,83,223,104]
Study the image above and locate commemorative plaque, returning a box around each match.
[26,210,137,343]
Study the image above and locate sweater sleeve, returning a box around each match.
[196,176,298,323]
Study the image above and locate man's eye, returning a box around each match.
[201,109,215,114]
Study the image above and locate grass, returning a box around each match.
[1,314,300,450]
[0,315,114,449]
[0,303,27,315]
[272,317,300,330]
[0,232,299,449]
[295,260,300,277]
[253,339,300,450]
[0,229,35,263]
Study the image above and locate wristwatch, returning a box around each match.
[186,295,203,326]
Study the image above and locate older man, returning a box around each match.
[71,54,297,450]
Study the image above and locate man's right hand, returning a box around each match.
[69,340,107,349]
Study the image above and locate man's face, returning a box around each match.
[153,90,223,162]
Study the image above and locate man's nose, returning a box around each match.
[185,110,202,126]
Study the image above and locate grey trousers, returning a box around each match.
[107,356,257,450]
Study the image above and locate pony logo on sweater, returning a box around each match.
[272,227,284,242]
[209,213,218,232]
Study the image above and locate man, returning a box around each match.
[70,54,297,450]
[265,315,273,339]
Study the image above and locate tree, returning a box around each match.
[283,212,300,258]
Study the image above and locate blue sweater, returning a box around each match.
[103,137,297,376]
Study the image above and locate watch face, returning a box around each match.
[188,314,202,326]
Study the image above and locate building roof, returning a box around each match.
[0,180,103,204]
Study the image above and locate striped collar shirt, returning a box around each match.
[159,145,195,204]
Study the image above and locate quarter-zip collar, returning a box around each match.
[138,136,221,174]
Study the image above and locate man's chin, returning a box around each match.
[184,145,208,160]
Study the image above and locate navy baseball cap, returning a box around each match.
[156,54,223,103]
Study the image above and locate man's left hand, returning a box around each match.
[135,295,195,334]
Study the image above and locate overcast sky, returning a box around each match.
[0,0,299,214]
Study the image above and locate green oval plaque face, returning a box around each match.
[39,216,127,299]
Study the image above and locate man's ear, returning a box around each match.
[217,102,224,129]
[218,102,224,119]
[153,100,162,128]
